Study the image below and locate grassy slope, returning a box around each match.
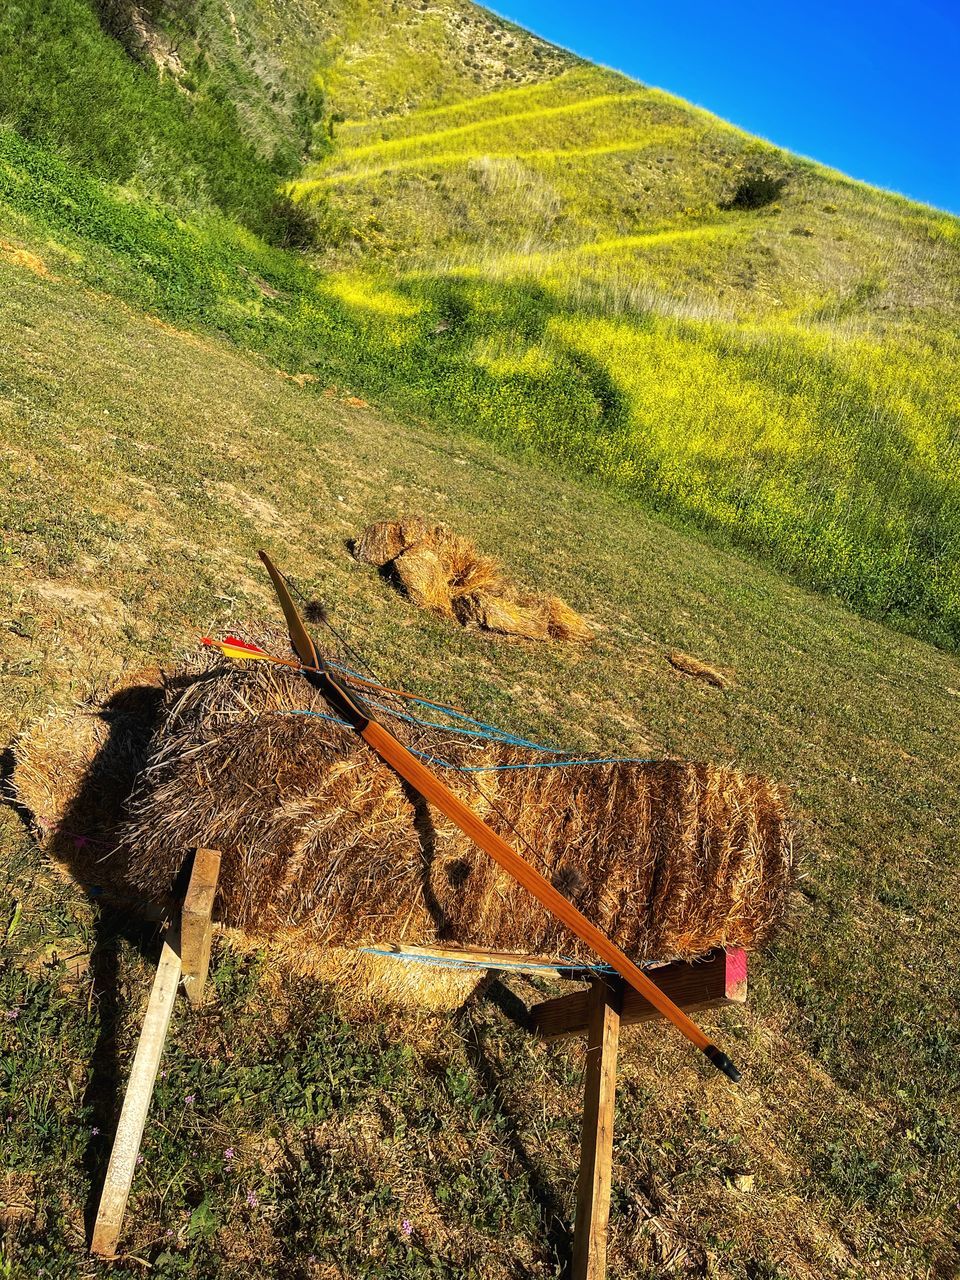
[2,248,960,1280]
[293,39,960,647]
[0,2,959,1276]
[0,0,958,646]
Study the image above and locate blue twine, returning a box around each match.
[402,753,658,772]
[360,946,624,975]
[284,708,655,773]
[361,696,562,753]
[280,659,658,772]
[326,658,564,750]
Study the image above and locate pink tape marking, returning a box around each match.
[725,947,748,998]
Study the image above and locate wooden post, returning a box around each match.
[180,847,221,1007]
[571,977,622,1280]
[91,850,221,1258]
[90,925,182,1259]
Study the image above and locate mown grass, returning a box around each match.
[1,258,959,1278]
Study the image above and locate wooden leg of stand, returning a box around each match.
[181,848,221,1007]
[571,978,622,1280]
[90,925,181,1259]
[90,848,220,1257]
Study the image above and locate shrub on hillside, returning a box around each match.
[723,165,789,210]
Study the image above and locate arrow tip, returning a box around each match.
[703,1045,741,1083]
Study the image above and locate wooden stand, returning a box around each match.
[90,850,221,1260]
[571,978,623,1280]
[374,944,747,1280]
[539,948,747,1280]
[90,883,744,1276]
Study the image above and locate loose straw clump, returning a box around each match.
[354,516,594,643]
[102,658,793,966]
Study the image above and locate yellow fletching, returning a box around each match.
[219,643,275,663]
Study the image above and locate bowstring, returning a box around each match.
[280,569,626,990]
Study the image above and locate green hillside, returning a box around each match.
[1,3,959,1277]
[1,0,959,644]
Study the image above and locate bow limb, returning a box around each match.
[258,551,740,1083]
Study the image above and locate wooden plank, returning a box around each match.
[530,948,747,1041]
[180,848,221,1007]
[90,926,181,1259]
[571,978,622,1280]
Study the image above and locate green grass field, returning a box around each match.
[1,1,960,1276]
[3,255,959,1279]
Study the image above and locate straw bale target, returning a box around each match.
[12,655,794,1006]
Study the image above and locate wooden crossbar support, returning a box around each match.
[532,949,747,1280]
[181,848,221,1007]
[90,850,221,1259]
[530,947,747,1040]
[572,978,622,1280]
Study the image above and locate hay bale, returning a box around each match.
[393,544,453,615]
[354,515,593,643]
[11,673,164,895]
[544,596,596,644]
[13,658,793,1008]
[102,659,792,964]
[427,524,504,599]
[354,516,426,567]
[455,591,551,641]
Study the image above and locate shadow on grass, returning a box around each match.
[462,985,575,1277]
[0,677,195,1244]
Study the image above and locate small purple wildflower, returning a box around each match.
[136,1154,144,1165]
[91,1126,100,1136]
[165,1229,175,1240]
[246,1190,258,1209]
[401,1219,413,1238]
[4,1008,20,1021]
[184,1094,195,1106]
[224,1147,235,1162]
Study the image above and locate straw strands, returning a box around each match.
[103,657,793,966]
[354,516,595,642]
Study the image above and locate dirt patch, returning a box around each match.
[28,579,124,625]
[274,368,318,387]
[215,482,284,529]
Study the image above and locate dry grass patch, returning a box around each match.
[667,649,733,689]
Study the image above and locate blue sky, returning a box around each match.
[488,0,960,214]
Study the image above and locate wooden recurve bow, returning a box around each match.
[258,550,741,1082]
